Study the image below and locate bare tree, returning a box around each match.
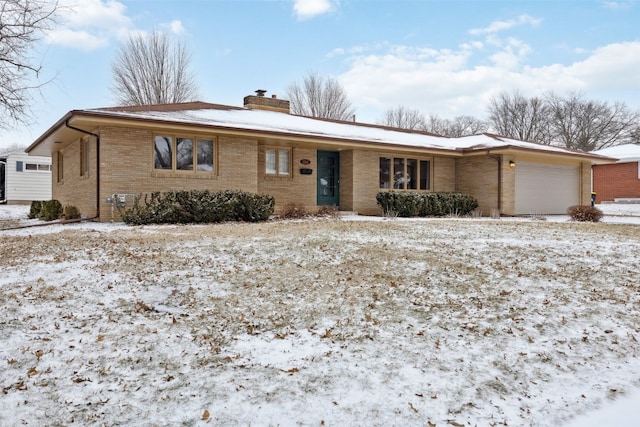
[286,72,355,120]
[425,114,488,137]
[545,91,640,151]
[488,91,553,144]
[0,0,58,129]
[377,106,425,129]
[111,31,198,105]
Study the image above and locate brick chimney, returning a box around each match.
[243,90,290,114]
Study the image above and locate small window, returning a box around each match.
[38,164,51,171]
[154,136,173,170]
[176,137,194,170]
[393,158,405,189]
[420,160,431,190]
[197,139,214,171]
[25,163,38,171]
[407,159,417,190]
[265,148,291,176]
[81,138,90,176]
[379,157,391,189]
[16,161,23,172]
[57,152,64,182]
[278,150,290,175]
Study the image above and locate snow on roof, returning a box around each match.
[90,107,456,150]
[591,144,640,162]
[85,105,605,159]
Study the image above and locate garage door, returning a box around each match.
[515,162,580,215]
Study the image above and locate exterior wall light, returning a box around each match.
[509,161,516,168]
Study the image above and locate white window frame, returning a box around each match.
[265,147,291,177]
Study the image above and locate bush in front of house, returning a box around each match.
[28,201,43,219]
[567,205,603,222]
[63,205,81,220]
[37,199,64,221]
[376,192,479,217]
[120,190,275,225]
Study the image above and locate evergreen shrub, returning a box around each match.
[39,200,63,221]
[63,205,81,220]
[120,190,275,225]
[376,192,479,217]
[28,201,42,219]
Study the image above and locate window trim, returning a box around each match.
[153,133,216,174]
[264,146,292,177]
[379,156,432,191]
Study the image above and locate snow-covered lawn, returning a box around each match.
[1,204,639,426]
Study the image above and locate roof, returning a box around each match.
[25,101,615,163]
[591,144,640,163]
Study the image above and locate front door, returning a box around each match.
[317,151,339,206]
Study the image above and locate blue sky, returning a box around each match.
[2,0,640,150]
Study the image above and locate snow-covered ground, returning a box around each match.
[1,203,639,426]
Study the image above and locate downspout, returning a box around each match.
[65,121,100,220]
[486,150,501,214]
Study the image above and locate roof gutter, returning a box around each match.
[486,150,502,214]
[64,121,100,220]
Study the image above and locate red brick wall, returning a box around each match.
[592,162,640,202]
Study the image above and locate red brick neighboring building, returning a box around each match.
[592,144,640,203]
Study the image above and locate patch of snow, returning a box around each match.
[1,214,640,425]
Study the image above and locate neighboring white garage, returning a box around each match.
[515,162,580,215]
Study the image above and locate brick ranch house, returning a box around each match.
[591,144,640,203]
[25,91,613,221]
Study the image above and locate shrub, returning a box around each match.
[63,205,81,220]
[120,190,275,225]
[567,205,603,222]
[39,199,63,221]
[280,203,310,219]
[28,201,42,219]
[376,192,479,218]
[316,205,340,218]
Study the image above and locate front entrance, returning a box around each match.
[317,151,339,206]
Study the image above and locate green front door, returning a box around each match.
[317,151,340,206]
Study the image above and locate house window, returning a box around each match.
[57,152,64,183]
[80,138,89,176]
[154,136,173,170]
[25,163,50,172]
[380,156,431,190]
[176,137,193,170]
[154,135,215,172]
[197,139,214,171]
[265,148,291,176]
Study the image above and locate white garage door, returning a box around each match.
[515,162,580,215]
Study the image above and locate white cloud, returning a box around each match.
[167,20,185,35]
[47,0,133,50]
[602,1,632,10]
[338,40,640,122]
[469,14,542,36]
[45,28,109,51]
[293,0,335,20]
